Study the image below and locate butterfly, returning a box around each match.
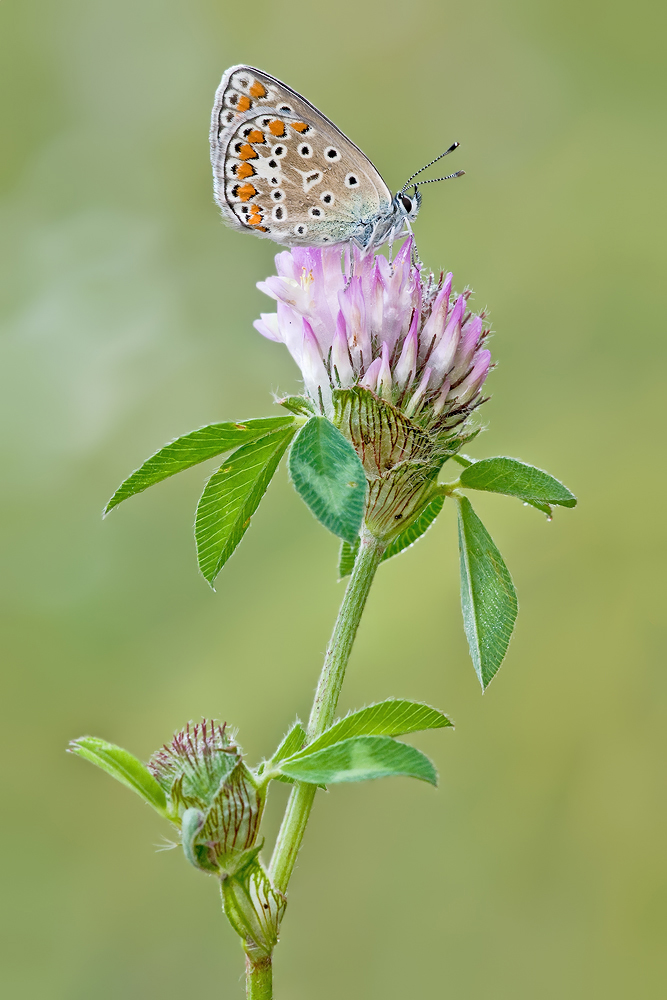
[209,65,463,253]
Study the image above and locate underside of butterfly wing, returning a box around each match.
[210,66,394,248]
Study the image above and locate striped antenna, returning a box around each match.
[415,170,465,186]
[401,142,460,193]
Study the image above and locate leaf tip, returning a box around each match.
[423,763,439,787]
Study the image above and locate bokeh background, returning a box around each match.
[1,0,665,997]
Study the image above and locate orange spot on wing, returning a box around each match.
[249,80,267,98]
[255,226,269,232]
[235,162,255,179]
[245,129,265,144]
[268,120,286,137]
[290,122,309,133]
[236,183,258,202]
[237,96,252,113]
[247,204,264,226]
[238,144,258,160]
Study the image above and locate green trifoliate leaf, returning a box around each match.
[267,721,307,785]
[459,456,576,514]
[289,700,452,760]
[104,416,295,514]
[288,416,367,544]
[196,426,296,586]
[279,735,437,786]
[457,496,518,690]
[68,737,167,815]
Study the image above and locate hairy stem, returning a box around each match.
[269,530,386,893]
[245,954,272,1000]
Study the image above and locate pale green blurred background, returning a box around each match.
[1,1,665,997]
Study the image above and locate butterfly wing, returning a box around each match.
[210,66,393,248]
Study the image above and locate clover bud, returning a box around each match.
[148,720,264,875]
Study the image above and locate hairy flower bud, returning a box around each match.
[149,720,263,875]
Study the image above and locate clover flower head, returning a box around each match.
[254,237,492,429]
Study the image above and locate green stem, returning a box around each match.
[268,530,386,893]
[245,955,272,1000]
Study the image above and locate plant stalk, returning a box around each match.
[245,954,272,1000]
[269,530,386,894]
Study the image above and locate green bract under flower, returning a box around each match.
[333,386,475,540]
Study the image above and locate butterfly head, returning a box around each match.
[393,187,422,226]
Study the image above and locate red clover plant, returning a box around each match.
[69,235,576,999]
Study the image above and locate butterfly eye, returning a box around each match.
[401,195,413,212]
[324,147,341,162]
[320,192,335,205]
[298,144,313,158]
[272,145,287,158]
[344,173,359,187]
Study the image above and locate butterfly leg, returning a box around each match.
[403,220,424,272]
[343,244,358,288]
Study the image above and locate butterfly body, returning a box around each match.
[210,66,421,252]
